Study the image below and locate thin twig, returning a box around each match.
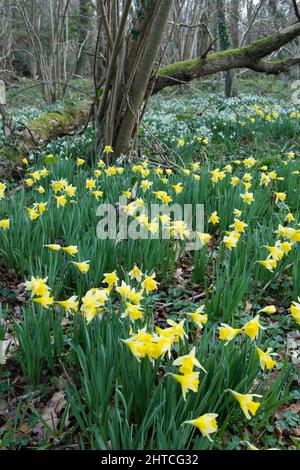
[157,292,206,309]
[201,37,219,59]
[98,0,114,52]
[241,0,265,47]
[167,21,205,29]
[93,17,103,101]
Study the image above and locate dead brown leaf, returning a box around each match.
[32,391,67,439]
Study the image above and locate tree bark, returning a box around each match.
[112,0,173,157]
[75,0,91,76]
[217,0,235,98]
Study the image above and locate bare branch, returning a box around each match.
[240,0,266,47]
[168,21,206,29]
[98,0,114,52]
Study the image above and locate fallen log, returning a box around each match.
[0,102,92,162]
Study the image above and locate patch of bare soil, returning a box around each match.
[0,263,25,310]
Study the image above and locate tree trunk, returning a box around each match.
[217,0,236,98]
[228,0,240,96]
[75,0,91,76]
[113,0,173,157]
[95,0,173,158]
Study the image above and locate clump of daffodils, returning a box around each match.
[122,319,186,365]
[24,276,54,309]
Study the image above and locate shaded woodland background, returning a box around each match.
[1,1,300,158]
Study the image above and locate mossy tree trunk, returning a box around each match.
[217,0,235,98]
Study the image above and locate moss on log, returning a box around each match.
[0,103,91,162]
[154,22,300,92]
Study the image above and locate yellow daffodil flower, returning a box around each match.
[274,192,286,204]
[259,259,277,272]
[121,302,143,322]
[44,244,61,251]
[55,195,67,207]
[197,232,211,245]
[57,296,79,313]
[172,183,184,194]
[231,176,240,186]
[173,347,206,374]
[219,323,242,343]
[240,192,254,205]
[290,298,300,325]
[142,273,158,293]
[154,191,172,204]
[226,389,262,420]
[222,232,240,250]
[258,305,276,314]
[183,413,218,441]
[91,190,104,200]
[27,207,40,221]
[77,158,85,166]
[33,294,55,309]
[24,276,50,297]
[209,211,219,225]
[255,347,277,371]
[233,209,242,218]
[243,315,265,341]
[171,372,200,400]
[86,179,96,190]
[230,219,248,233]
[103,270,119,286]
[129,265,143,283]
[285,213,295,223]
[116,281,132,298]
[62,245,79,256]
[0,219,10,230]
[73,261,90,273]
[186,306,208,329]
[169,220,190,239]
